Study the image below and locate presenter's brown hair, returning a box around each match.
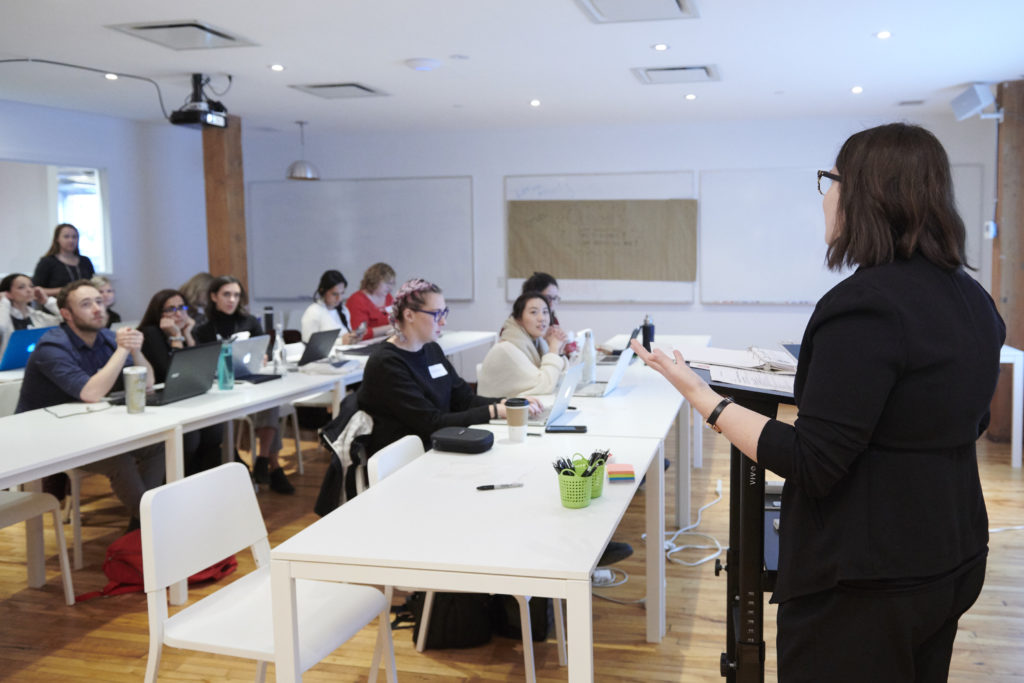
[826,123,966,272]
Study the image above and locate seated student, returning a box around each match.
[300,269,361,344]
[0,272,61,360]
[90,275,121,326]
[477,291,568,397]
[32,223,97,298]
[357,278,541,455]
[520,271,572,355]
[194,276,294,494]
[15,280,164,531]
[346,262,396,341]
[139,288,223,475]
[179,271,213,328]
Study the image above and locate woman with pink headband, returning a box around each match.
[357,278,542,455]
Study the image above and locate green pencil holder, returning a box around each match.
[559,470,592,509]
[590,462,606,499]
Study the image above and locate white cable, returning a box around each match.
[990,525,1024,533]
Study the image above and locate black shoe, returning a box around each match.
[269,467,295,495]
[254,457,270,484]
[598,541,633,566]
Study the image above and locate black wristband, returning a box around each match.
[705,397,734,433]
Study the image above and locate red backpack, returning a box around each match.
[75,529,237,602]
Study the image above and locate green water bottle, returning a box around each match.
[217,341,234,390]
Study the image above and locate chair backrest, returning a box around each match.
[140,463,267,592]
[368,435,425,487]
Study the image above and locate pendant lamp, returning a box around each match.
[286,120,320,180]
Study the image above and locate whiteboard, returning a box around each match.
[699,168,847,304]
[247,176,473,301]
[504,172,696,303]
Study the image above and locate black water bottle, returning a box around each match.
[641,314,655,352]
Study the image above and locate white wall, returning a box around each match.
[0,99,208,318]
[242,114,998,350]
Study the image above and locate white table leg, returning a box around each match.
[1012,351,1022,468]
[646,442,666,642]
[565,578,594,682]
[271,559,301,683]
[23,478,44,587]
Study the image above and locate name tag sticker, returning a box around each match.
[428,363,448,379]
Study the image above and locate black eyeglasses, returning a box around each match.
[817,170,841,195]
[412,307,449,322]
[162,304,189,315]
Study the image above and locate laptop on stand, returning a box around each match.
[0,326,54,371]
[232,335,280,384]
[109,342,221,406]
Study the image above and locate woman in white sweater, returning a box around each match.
[0,273,62,359]
[477,291,569,397]
[300,270,362,344]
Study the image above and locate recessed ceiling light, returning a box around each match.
[405,58,440,71]
[851,86,864,94]
[875,30,892,39]
[530,99,541,107]
[104,73,118,80]
[685,93,697,101]
[269,64,285,72]
[652,43,670,51]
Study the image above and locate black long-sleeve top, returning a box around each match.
[139,325,175,383]
[32,254,95,289]
[357,341,499,454]
[757,251,1004,603]
[194,309,263,344]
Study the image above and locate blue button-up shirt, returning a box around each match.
[16,324,131,413]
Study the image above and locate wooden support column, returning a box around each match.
[202,114,249,291]
[988,81,1024,443]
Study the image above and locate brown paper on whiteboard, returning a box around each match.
[507,199,696,282]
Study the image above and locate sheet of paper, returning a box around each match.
[680,347,762,369]
[709,366,795,394]
[45,401,113,418]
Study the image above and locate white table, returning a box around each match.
[271,432,664,682]
[601,333,712,528]
[0,368,25,417]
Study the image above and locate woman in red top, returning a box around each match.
[346,262,396,340]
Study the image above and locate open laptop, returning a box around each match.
[575,345,635,398]
[297,328,342,366]
[492,363,583,428]
[109,342,220,406]
[597,327,641,365]
[0,326,53,371]
[231,335,280,384]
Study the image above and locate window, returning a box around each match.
[56,167,108,272]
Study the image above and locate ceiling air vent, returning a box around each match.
[633,65,720,85]
[898,100,925,106]
[289,83,388,99]
[107,20,256,50]
[574,0,699,23]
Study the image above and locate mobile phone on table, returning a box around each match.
[545,424,587,433]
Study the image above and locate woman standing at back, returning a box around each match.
[32,223,96,297]
[633,123,1004,682]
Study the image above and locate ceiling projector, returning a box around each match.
[170,73,228,128]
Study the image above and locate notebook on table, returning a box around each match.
[0,326,53,371]
[231,335,280,384]
[575,345,635,398]
[108,342,220,406]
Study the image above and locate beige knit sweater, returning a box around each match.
[477,316,566,397]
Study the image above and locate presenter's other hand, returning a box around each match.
[116,327,145,353]
[630,339,703,399]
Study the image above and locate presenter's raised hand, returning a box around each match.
[630,338,704,400]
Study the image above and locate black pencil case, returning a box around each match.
[430,427,494,454]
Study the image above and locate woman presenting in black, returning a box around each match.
[633,123,1004,682]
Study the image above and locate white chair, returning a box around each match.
[0,490,75,606]
[140,462,395,683]
[370,435,566,681]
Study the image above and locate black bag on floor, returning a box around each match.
[408,591,493,649]
[490,594,552,642]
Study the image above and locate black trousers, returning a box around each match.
[777,558,986,683]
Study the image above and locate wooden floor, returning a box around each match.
[2,405,1023,682]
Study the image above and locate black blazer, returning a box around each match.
[758,252,1004,603]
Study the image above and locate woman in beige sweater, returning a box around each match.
[477,291,569,397]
